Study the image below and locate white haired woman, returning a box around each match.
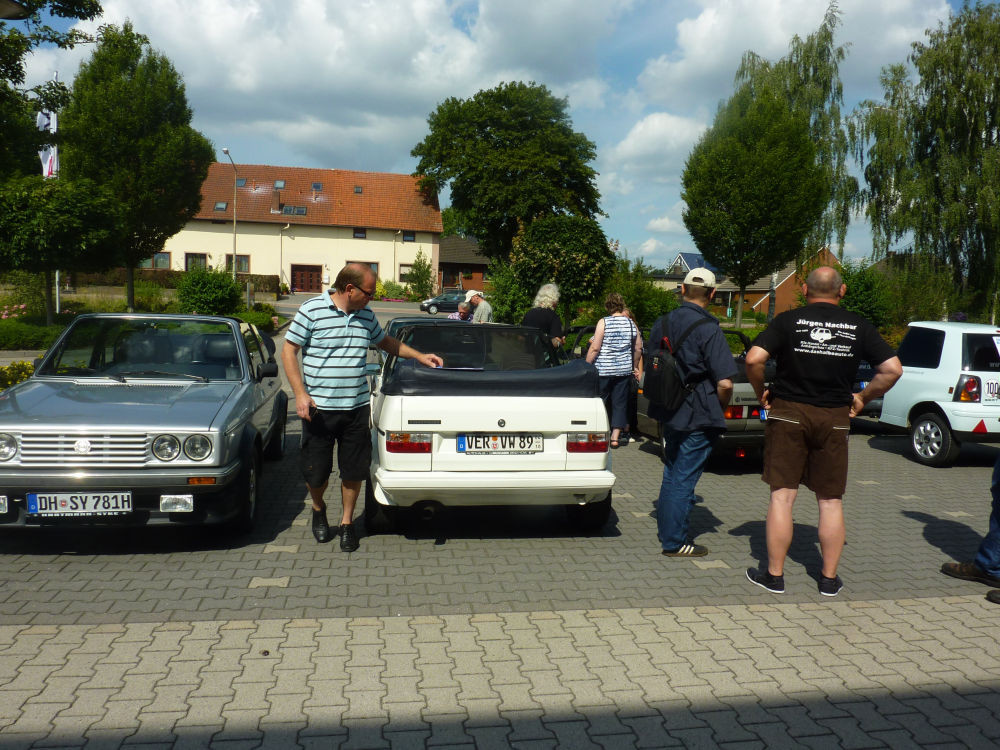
[521,283,564,347]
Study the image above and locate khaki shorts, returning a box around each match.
[762,398,851,498]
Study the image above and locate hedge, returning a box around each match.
[0,320,65,350]
[69,269,280,293]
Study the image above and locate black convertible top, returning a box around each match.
[381,357,600,398]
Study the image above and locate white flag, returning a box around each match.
[37,108,58,178]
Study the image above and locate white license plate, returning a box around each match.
[27,492,133,516]
[985,380,1000,403]
[457,433,543,455]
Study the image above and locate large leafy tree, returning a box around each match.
[60,21,214,310]
[0,175,121,323]
[851,2,1000,318]
[736,2,855,258]
[1,1,102,178]
[412,81,601,260]
[682,83,828,328]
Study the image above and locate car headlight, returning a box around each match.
[0,433,16,461]
[152,434,181,461]
[184,434,212,461]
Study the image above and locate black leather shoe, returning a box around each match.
[312,509,331,543]
[340,523,359,552]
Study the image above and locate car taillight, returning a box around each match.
[567,432,608,452]
[723,406,745,419]
[386,432,431,452]
[956,375,981,403]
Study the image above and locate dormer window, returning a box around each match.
[311,182,323,192]
[236,177,247,187]
[214,201,227,211]
[354,185,363,194]
[274,179,285,189]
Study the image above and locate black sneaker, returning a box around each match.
[311,509,331,544]
[987,590,1000,605]
[818,575,843,597]
[339,523,359,552]
[746,567,784,593]
[662,543,708,557]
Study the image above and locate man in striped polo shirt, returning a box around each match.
[282,263,443,551]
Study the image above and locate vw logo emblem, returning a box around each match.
[73,439,92,454]
[497,419,506,428]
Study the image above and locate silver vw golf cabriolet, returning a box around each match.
[0,314,287,533]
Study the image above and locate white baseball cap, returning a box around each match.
[464,290,482,302]
[682,268,717,288]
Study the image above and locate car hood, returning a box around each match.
[0,379,238,430]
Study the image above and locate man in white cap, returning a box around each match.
[647,267,735,558]
[465,289,493,323]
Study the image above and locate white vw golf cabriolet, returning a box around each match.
[364,321,616,534]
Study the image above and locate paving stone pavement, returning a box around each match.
[2,331,999,748]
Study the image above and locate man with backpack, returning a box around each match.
[647,268,735,557]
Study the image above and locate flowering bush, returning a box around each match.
[0,361,34,390]
[0,304,27,320]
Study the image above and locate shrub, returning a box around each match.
[379,280,408,300]
[0,319,65,349]
[176,268,242,315]
[251,302,277,317]
[0,361,34,390]
[406,249,434,300]
[0,270,47,317]
[133,280,166,312]
[239,310,278,332]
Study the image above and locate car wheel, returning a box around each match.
[363,477,397,534]
[910,412,961,467]
[428,305,438,315]
[264,414,286,460]
[227,450,260,535]
[566,492,612,532]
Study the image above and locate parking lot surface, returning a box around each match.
[2,325,999,747]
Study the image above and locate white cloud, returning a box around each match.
[637,237,667,257]
[646,214,685,234]
[606,112,705,178]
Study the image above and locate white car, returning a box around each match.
[879,321,1000,466]
[365,322,615,532]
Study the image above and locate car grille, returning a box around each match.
[19,433,149,468]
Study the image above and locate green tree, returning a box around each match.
[61,22,214,311]
[175,267,241,315]
[412,81,601,260]
[0,174,121,324]
[851,2,1000,318]
[682,83,828,328]
[406,248,434,300]
[1,1,102,178]
[838,259,891,328]
[736,2,856,258]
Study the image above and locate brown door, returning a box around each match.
[291,265,323,293]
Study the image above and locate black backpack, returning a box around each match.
[643,316,712,409]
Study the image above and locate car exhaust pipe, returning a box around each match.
[414,501,441,522]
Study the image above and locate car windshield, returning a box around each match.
[36,317,243,381]
[397,325,558,370]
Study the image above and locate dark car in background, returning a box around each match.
[419,288,465,315]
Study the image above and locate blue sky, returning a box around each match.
[20,0,973,269]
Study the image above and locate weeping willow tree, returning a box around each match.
[851,2,1000,319]
[735,2,856,259]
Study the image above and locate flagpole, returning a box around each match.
[38,72,61,312]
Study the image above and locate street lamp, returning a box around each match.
[0,1,30,20]
[222,147,238,281]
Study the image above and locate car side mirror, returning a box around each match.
[257,362,279,380]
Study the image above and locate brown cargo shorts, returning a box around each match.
[762,398,851,498]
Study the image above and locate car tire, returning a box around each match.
[227,450,260,535]
[910,412,961,467]
[428,305,438,315]
[566,492,612,532]
[363,477,397,534]
[264,413,286,460]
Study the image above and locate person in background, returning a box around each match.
[941,452,1000,605]
[620,307,643,444]
[744,266,901,596]
[521,283,564,347]
[465,290,493,323]
[448,302,473,321]
[282,263,443,552]
[586,292,641,449]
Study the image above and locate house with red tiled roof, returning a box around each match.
[161,163,442,293]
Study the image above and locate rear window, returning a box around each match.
[397,326,557,370]
[896,327,945,369]
[965,334,1000,372]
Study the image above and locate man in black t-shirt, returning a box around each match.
[744,266,902,597]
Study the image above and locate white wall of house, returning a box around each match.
[162,221,440,287]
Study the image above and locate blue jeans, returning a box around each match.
[657,427,720,551]
[974,452,1000,576]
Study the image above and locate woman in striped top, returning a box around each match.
[586,293,642,448]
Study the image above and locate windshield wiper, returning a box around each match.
[116,370,209,382]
